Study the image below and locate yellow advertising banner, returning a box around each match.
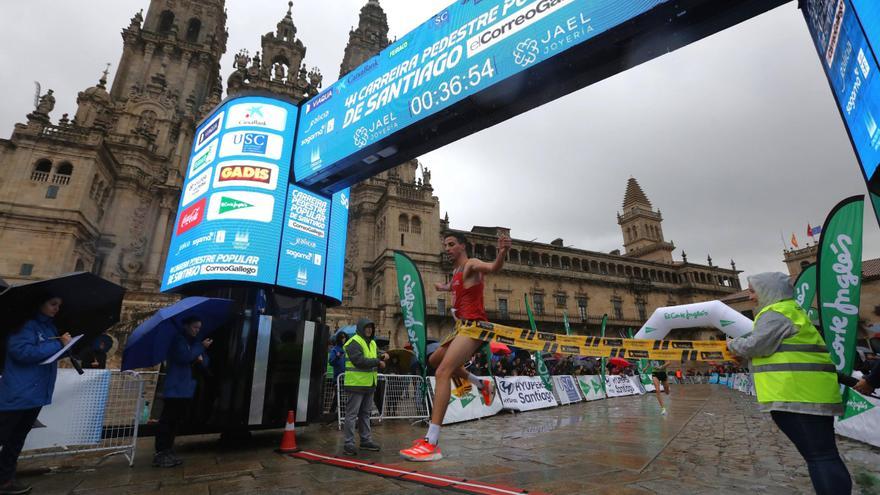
[455,320,734,362]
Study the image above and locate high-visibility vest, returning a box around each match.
[751,299,841,405]
[343,334,378,388]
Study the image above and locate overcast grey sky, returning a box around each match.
[1,0,878,284]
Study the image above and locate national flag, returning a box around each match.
[812,225,823,236]
[791,233,799,248]
[807,223,813,238]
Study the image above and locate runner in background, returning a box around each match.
[399,232,510,462]
[651,360,670,415]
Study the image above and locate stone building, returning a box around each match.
[0,0,320,319]
[1,0,742,347]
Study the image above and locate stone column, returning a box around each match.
[145,195,174,278]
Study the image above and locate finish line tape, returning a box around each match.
[456,320,734,362]
[291,450,549,495]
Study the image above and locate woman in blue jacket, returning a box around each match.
[154,316,212,468]
[0,295,71,495]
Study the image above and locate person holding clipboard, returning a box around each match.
[0,294,71,495]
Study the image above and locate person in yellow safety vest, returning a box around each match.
[728,272,850,495]
[341,318,388,457]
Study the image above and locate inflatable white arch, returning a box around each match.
[633,301,753,340]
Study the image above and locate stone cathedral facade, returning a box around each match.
[0,0,742,343]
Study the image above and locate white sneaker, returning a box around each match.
[660,407,668,416]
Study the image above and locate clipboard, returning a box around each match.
[40,334,83,365]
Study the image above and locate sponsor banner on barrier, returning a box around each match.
[835,390,880,448]
[552,375,582,405]
[640,373,656,393]
[24,369,110,451]
[576,375,607,401]
[455,320,734,361]
[604,375,643,398]
[496,376,558,411]
[428,376,502,425]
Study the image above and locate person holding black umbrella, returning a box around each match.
[0,294,71,495]
[153,316,212,468]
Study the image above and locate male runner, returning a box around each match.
[399,232,510,462]
[650,360,671,415]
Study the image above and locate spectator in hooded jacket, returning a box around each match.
[728,272,850,495]
[0,294,71,495]
[341,318,387,456]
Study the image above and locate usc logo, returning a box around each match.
[219,165,271,184]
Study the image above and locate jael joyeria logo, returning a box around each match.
[513,38,540,67]
[353,127,370,148]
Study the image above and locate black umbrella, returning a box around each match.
[0,272,125,345]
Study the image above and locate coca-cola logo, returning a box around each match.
[177,198,206,235]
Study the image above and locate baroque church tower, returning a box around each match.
[0,0,227,298]
[327,0,445,334]
[617,177,675,263]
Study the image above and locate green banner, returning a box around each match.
[816,196,864,383]
[793,263,819,324]
[393,251,427,380]
[524,294,552,391]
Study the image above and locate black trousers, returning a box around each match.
[771,411,852,495]
[155,398,190,453]
[0,408,41,483]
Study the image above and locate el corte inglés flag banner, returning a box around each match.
[793,263,819,323]
[816,196,863,379]
[393,251,427,379]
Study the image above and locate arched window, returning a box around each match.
[186,18,201,43]
[509,249,519,263]
[541,254,550,267]
[551,255,560,268]
[486,245,496,260]
[158,10,175,34]
[32,159,52,181]
[398,214,409,233]
[53,162,73,185]
[411,216,421,234]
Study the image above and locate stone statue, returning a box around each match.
[423,167,432,186]
[36,89,55,115]
[274,63,286,81]
[308,67,323,90]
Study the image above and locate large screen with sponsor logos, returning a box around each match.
[803,0,880,201]
[163,95,296,290]
[293,0,678,191]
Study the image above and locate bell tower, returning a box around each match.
[617,177,675,263]
[339,0,390,76]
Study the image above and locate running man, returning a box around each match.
[651,360,671,415]
[399,232,510,462]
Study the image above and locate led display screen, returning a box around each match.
[323,188,351,302]
[804,0,880,188]
[163,96,297,291]
[293,0,669,189]
[276,184,331,295]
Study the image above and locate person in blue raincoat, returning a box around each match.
[153,316,212,468]
[0,294,71,495]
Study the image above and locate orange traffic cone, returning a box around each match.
[276,410,299,453]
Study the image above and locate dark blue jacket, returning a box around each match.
[0,314,63,411]
[162,331,206,399]
[329,344,346,379]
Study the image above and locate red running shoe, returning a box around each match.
[480,378,494,405]
[399,438,443,462]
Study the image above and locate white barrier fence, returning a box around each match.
[334,373,430,429]
[20,370,149,466]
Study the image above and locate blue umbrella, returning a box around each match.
[122,297,232,370]
[426,342,441,356]
[334,325,357,338]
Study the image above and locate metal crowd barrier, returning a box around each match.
[333,373,430,429]
[21,370,149,467]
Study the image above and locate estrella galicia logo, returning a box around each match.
[353,127,370,148]
[234,133,268,154]
[513,38,540,67]
[498,380,514,396]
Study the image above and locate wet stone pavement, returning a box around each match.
[17,386,880,495]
